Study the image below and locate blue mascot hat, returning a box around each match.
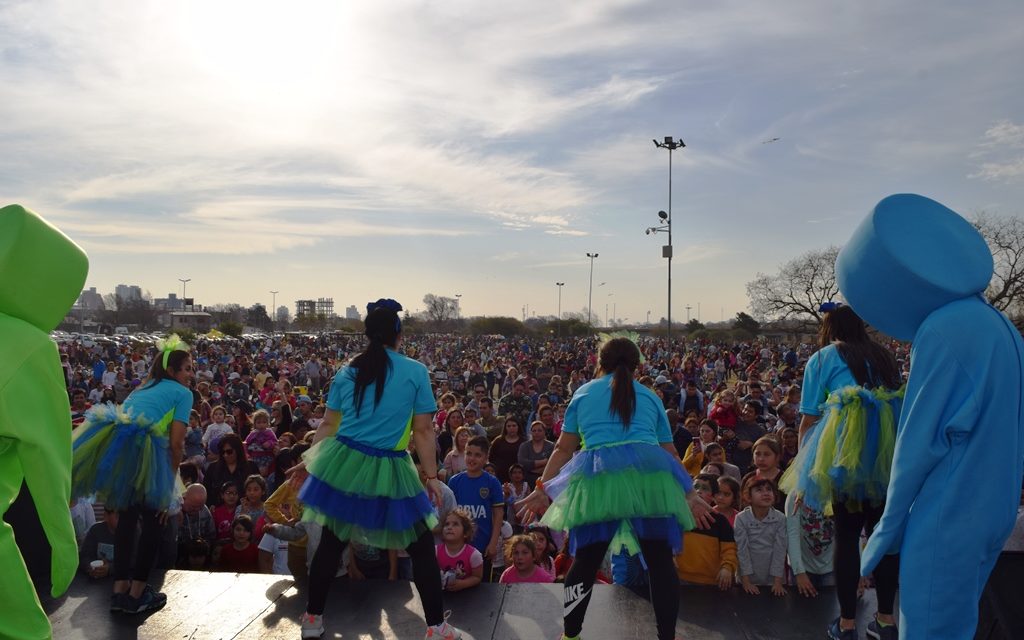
[836,194,992,341]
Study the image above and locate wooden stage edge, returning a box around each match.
[45,569,884,640]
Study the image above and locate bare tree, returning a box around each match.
[423,294,459,324]
[746,246,840,325]
[972,212,1024,314]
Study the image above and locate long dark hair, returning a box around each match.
[140,349,191,391]
[351,303,401,415]
[819,306,900,389]
[598,337,640,427]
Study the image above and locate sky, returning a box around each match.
[3,0,1023,325]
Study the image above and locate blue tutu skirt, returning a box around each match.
[71,404,176,511]
[541,441,696,555]
[779,385,903,514]
[299,435,438,549]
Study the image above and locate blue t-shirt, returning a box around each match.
[561,377,671,448]
[125,378,194,425]
[448,471,505,553]
[799,344,858,417]
[326,349,436,451]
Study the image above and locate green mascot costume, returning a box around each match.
[0,204,88,639]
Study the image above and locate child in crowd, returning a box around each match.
[488,519,514,582]
[436,509,483,592]
[184,410,206,469]
[203,406,233,450]
[675,474,737,590]
[245,409,278,477]
[734,478,787,596]
[348,541,398,581]
[752,437,786,510]
[709,390,738,429]
[502,464,531,530]
[704,442,742,481]
[785,492,835,598]
[499,535,554,584]
[526,524,557,576]
[442,426,473,480]
[714,476,741,527]
[448,436,505,581]
[236,475,267,539]
[186,538,211,570]
[213,481,241,544]
[217,515,260,573]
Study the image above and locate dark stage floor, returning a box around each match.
[45,570,885,639]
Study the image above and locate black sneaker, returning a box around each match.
[866,617,898,640]
[125,585,167,614]
[109,592,131,613]
[827,618,857,640]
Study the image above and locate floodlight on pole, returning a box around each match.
[556,282,565,337]
[270,290,279,330]
[586,253,599,329]
[650,135,685,340]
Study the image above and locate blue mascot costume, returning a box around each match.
[837,194,1024,640]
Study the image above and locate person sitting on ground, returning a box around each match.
[177,484,215,565]
[79,508,119,579]
[216,515,260,574]
[436,508,483,592]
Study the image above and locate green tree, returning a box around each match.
[685,318,705,333]
[734,312,760,335]
[469,316,526,336]
[218,321,243,337]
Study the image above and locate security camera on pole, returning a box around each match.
[648,135,684,340]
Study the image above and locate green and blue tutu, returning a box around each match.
[541,441,696,555]
[299,435,438,549]
[71,404,177,511]
[779,385,904,515]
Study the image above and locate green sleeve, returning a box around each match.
[0,340,78,597]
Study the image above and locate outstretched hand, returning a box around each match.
[286,461,309,487]
[687,492,714,529]
[514,488,551,525]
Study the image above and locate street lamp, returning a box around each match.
[454,293,462,319]
[178,278,191,308]
[586,253,599,328]
[556,282,565,337]
[650,135,685,340]
[270,290,279,331]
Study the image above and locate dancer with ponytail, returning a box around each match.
[779,304,903,640]
[516,335,712,640]
[71,335,194,614]
[291,298,461,640]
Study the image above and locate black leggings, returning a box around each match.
[306,524,443,626]
[833,501,899,620]
[563,539,678,640]
[114,505,164,583]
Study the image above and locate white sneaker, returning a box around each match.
[300,612,324,638]
[425,610,462,639]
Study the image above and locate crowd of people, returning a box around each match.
[64,321,936,637]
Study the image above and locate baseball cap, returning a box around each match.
[655,375,669,385]
[228,372,241,380]
[297,394,312,404]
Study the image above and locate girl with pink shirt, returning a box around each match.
[499,535,554,584]
[435,509,483,592]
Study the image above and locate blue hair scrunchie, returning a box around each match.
[366,298,403,333]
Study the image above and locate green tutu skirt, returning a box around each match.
[298,435,438,549]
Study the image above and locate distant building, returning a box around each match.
[166,311,212,332]
[115,284,143,302]
[77,287,105,310]
[296,298,335,318]
[153,293,185,311]
[345,305,360,320]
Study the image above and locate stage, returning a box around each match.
[44,570,886,639]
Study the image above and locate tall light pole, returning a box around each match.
[454,293,462,319]
[270,290,279,331]
[650,135,685,340]
[178,278,191,307]
[586,253,599,329]
[556,282,565,337]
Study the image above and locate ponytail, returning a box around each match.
[598,337,641,429]
[351,300,402,416]
[609,362,636,428]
